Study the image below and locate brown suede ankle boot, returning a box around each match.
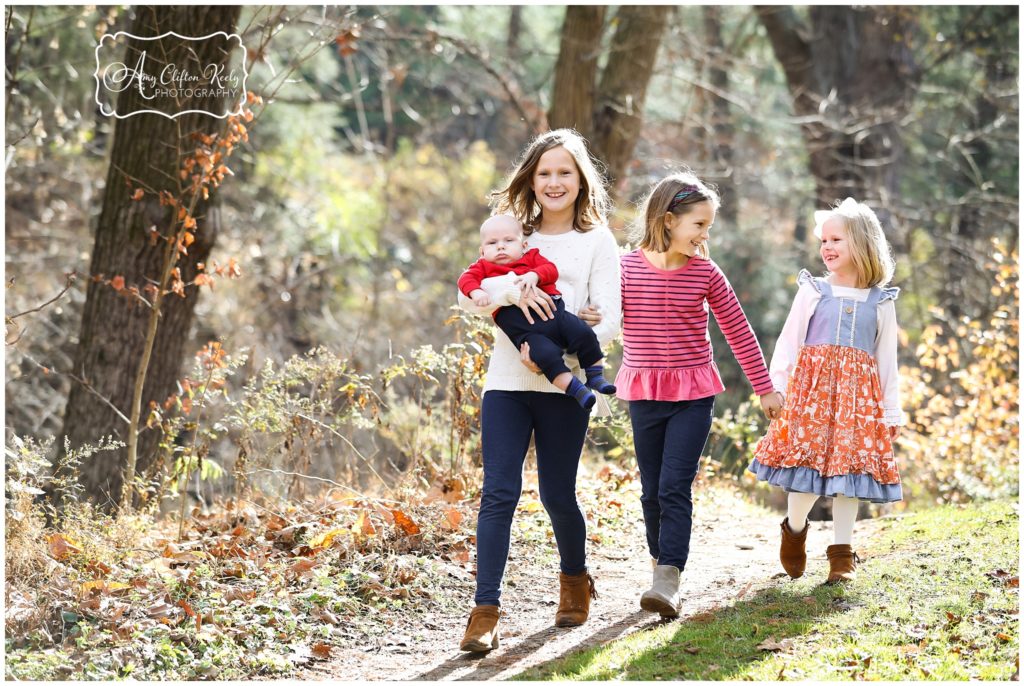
[780,517,809,578]
[825,544,860,584]
[460,605,500,652]
[555,571,597,627]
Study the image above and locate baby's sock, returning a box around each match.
[584,365,616,394]
[566,377,596,410]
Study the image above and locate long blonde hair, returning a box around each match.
[632,171,720,258]
[490,129,610,235]
[829,200,895,288]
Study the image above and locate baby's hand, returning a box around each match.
[514,271,540,290]
[470,289,491,307]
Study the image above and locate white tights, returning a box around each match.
[786,492,860,545]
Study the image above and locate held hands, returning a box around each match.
[759,391,784,420]
[470,289,492,308]
[889,425,901,441]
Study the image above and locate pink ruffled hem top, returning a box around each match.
[615,362,726,401]
[615,249,773,402]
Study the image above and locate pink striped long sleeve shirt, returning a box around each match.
[615,249,774,401]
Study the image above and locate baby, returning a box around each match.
[457,214,615,409]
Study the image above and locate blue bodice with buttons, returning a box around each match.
[800,270,899,354]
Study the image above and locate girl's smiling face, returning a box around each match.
[531,146,581,216]
[819,217,854,277]
[664,200,715,258]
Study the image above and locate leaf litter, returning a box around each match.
[5,486,484,679]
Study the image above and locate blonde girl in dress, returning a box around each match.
[749,197,902,584]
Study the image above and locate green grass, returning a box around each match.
[517,499,1019,681]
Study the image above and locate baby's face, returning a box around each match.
[479,218,526,264]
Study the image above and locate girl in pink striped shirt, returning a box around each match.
[615,172,783,618]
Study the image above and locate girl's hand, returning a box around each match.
[889,425,901,441]
[577,304,603,327]
[517,286,555,324]
[759,391,784,420]
[519,341,542,374]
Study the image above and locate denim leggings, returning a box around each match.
[628,396,715,570]
[474,390,591,606]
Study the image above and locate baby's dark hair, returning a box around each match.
[632,171,720,256]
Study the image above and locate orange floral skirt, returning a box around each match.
[750,345,901,501]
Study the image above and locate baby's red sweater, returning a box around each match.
[457,248,561,297]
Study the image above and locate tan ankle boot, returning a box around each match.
[825,544,860,584]
[780,517,809,578]
[555,571,597,627]
[460,605,500,652]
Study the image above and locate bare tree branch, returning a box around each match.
[6,272,77,322]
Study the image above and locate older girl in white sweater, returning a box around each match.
[456,129,620,652]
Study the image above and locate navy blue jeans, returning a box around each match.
[628,396,715,570]
[474,390,591,606]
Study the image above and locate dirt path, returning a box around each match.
[297,482,883,681]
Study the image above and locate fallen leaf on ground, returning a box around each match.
[391,509,421,536]
[353,510,377,537]
[289,558,319,578]
[308,528,349,550]
[79,580,131,597]
[441,508,462,531]
[85,560,112,577]
[442,476,466,503]
[756,638,793,652]
[47,533,83,560]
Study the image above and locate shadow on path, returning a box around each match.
[517,585,844,681]
[413,610,654,681]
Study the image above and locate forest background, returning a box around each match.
[3,4,1019,680]
[4,4,1019,558]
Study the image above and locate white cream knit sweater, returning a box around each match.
[457,225,622,395]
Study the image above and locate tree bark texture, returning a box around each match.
[592,5,669,187]
[548,6,668,192]
[548,5,606,142]
[756,5,921,224]
[60,5,241,509]
[702,5,737,228]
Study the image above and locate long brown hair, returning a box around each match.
[632,171,720,257]
[490,129,610,235]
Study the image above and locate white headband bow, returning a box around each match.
[813,197,861,239]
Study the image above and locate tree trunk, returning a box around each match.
[548,6,606,142]
[756,6,921,226]
[591,5,669,187]
[60,5,241,510]
[702,5,737,228]
[506,6,522,61]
